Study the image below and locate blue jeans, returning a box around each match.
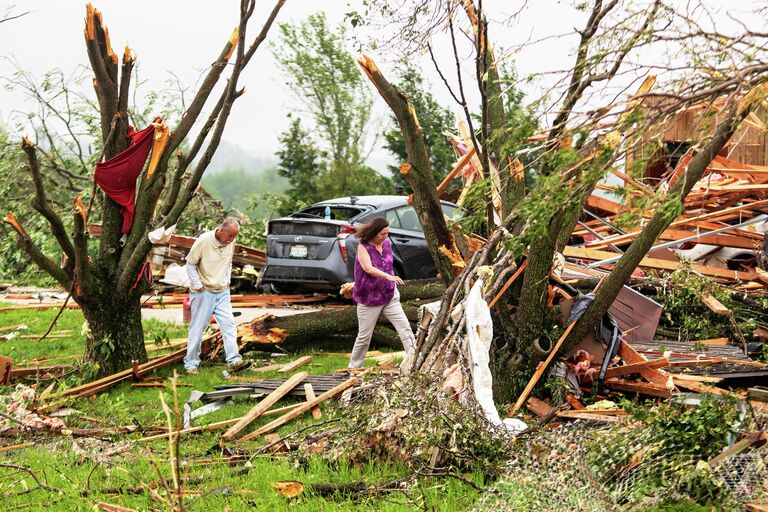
[184,289,242,369]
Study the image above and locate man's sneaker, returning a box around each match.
[185,367,198,375]
[227,359,252,373]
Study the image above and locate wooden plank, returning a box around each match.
[0,441,35,453]
[690,338,729,346]
[238,376,361,443]
[708,431,767,468]
[748,387,768,403]
[604,358,670,379]
[618,341,672,387]
[586,194,622,215]
[304,383,322,419]
[604,379,673,398]
[584,198,768,247]
[511,320,579,414]
[555,410,621,423]
[278,356,313,373]
[673,377,727,395]
[0,356,12,385]
[564,246,758,281]
[701,294,730,315]
[136,402,304,443]
[221,371,308,441]
[526,397,555,417]
[670,373,724,384]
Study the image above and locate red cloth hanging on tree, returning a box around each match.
[94,117,161,234]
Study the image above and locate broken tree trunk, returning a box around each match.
[357,55,457,286]
[241,279,445,352]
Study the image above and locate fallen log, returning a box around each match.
[240,280,444,352]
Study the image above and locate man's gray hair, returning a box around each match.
[219,218,240,231]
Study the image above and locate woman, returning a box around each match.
[348,216,415,368]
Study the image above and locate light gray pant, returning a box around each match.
[349,290,415,368]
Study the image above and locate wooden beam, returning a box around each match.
[673,378,727,395]
[708,431,767,468]
[555,410,622,422]
[526,397,555,417]
[221,371,308,441]
[618,340,672,387]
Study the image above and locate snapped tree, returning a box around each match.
[3,1,287,376]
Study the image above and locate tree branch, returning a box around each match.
[2,213,71,288]
[21,137,75,262]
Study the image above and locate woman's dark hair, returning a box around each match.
[356,216,389,243]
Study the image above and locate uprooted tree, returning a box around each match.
[3,1,286,376]
[353,0,768,401]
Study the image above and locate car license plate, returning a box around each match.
[290,244,308,258]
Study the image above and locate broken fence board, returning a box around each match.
[222,371,308,441]
[618,341,672,387]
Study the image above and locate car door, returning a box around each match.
[386,205,434,279]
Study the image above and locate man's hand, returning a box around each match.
[195,286,205,293]
[389,275,404,286]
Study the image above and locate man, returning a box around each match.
[183,218,249,374]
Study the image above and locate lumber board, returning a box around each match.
[304,383,322,419]
[526,397,555,417]
[618,341,671,386]
[708,431,767,468]
[604,379,673,398]
[511,320,578,414]
[672,378,727,395]
[555,411,621,422]
[604,358,670,379]
[238,376,360,443]
[221,371,308,441]
[700,294,730,315]
[278,355,313,373]
[563,246,759,281]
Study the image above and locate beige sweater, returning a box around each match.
[185,230,234,292]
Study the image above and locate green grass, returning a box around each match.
[0,305,483,510]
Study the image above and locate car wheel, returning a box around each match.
[260,283,291,295]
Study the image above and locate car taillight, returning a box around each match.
[337,225,355,263]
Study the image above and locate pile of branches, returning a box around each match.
[291,373,514,478]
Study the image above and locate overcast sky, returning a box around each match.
[0,0,754,165]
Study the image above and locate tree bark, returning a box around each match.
[81,293,146,376]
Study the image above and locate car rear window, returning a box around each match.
[270,221,340,237]
[293,206,366,221]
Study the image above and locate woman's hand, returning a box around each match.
[389,274,404,285]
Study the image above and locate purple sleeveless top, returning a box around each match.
[353,239,396,307]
